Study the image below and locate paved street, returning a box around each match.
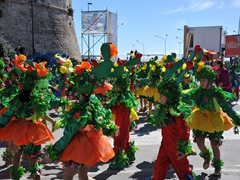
[1,101,240,179]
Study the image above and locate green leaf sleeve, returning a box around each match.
[0,109,13,127]
[53,120,79,152]
[217,93,240,125]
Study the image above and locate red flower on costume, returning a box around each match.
[165,62,175,69]
[204,97,209,103]
[194,45,201,54]
[117,59,126,66]
[91,59,99,67]
[73,112,81,119]
[186,61,193,70]
[135,53,142,59]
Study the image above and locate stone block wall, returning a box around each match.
[0,0,81,60]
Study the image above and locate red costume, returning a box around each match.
[111,103,130,153]
[152,114,192,180]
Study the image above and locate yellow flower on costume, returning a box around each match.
[111,68,114,72]
[161,66,166,72]
[142,63,147,70]
[60,66,68,74]
[124,67,129,72]
[197,62,204,72]
[114,62,118,67]
[64,59,73,68]
[151,65,156,72]
[156,61,161,66]
[182,63,186,70]
[55,54,59,58]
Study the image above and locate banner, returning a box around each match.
[81,10,107,34]
[225,35,240,57]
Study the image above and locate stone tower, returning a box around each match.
[0,0,81,60]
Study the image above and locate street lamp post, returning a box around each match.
[176,36,183,42]
[233,30,239,35]
[117,23,124,30]
[136,40,145,60]
[176,37,183,58]
[155,34,168,55]
[31,0,35,54]
[87,2,92,60]
[178,42,182,58]
[116,23,123,48]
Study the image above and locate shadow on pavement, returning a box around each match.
[0,165,10,179]
[133,118,159,137]
[129,161,155,180]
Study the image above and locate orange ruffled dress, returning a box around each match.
[0,116,55,146]
[59,125,114,167]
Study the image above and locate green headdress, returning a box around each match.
[108,52,141,90]
[157,53,186,107]
[68,43,117,96]
[195,65,216,81]
[157,77,181,106]
[10,54,49,91]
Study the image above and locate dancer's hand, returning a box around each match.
[176,150,185,160]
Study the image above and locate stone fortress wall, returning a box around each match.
[0,0,81,60]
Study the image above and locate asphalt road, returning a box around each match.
[1,101,240,180]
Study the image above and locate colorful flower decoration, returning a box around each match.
[33,62,49,77]
[13,54,27,72]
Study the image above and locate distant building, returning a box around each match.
[182,25,226,59]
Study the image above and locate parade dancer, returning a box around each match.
[0,58,19,166]
[183,45,240,177]
[147,55,194,180]
[44,43,118,180]
[0,54,63,180]
[106,55,141,169]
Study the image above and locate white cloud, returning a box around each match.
[190,1,216,12]
[161,7,184,14]
[161,0,223,14]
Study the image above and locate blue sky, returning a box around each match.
[72,0,240,59]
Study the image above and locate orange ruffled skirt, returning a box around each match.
[188,108,234,133]
[59,125,114,167]
[0,116,55,146]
